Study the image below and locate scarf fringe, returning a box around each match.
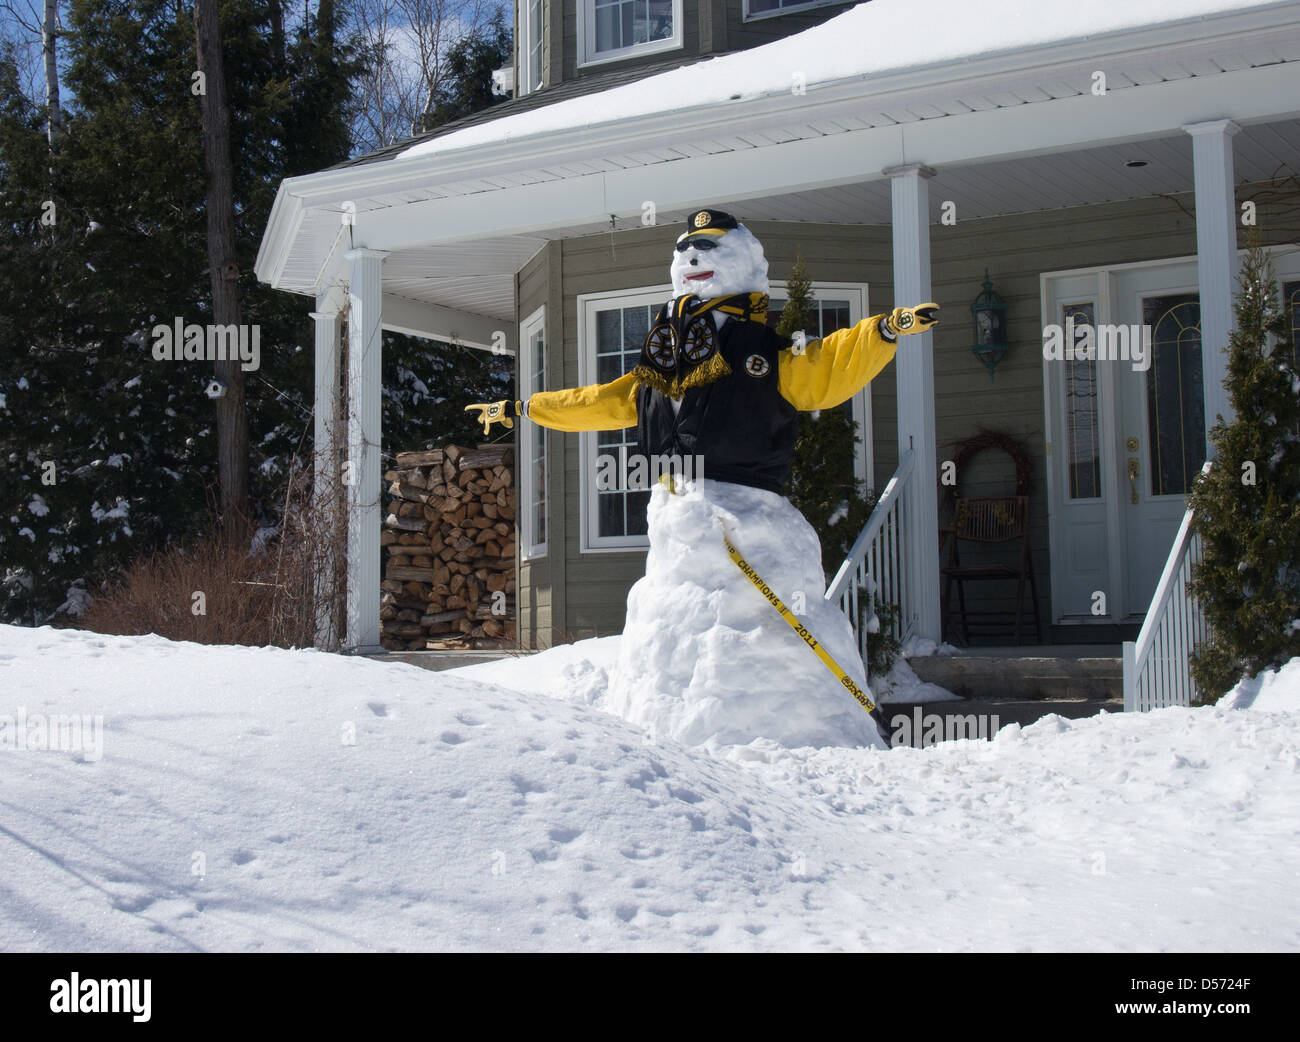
[632,352,733,399]
[631,292,761,397]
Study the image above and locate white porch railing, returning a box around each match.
[825,449,916,678]
[1122,462,1212,711]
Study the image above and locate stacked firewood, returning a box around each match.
[379,444,516,651]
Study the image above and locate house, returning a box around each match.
[255,0,1300,664]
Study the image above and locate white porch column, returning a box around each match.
[344,248,388,652]
[886,163,942,643]
[310,304,342,650]
[1184,119,1240,448]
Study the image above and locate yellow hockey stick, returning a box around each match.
[659,475,889,737]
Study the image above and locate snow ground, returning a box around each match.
[1,624,1297,952]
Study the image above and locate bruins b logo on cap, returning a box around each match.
[678,209,740,246]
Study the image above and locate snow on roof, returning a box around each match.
[396,0,1278,163]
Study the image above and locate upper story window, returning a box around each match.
[579,0,682,68]
[745,0,845,21]
[519,0,544,95]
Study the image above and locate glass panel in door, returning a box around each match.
[1142,293,1205,497]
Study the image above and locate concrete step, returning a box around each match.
[880,696,1122,747]
[907,645,1123,702]
[364,649,531,672]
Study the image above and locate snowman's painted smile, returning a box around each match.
[686,270,715,282]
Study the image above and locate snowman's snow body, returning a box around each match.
[606,477,882,749]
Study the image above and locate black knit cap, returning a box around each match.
[677,209,739,246]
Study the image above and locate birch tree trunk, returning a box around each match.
[42,0,61,144]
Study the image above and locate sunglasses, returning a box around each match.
[674,238,719,253]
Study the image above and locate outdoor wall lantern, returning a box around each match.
[970,269,1008,381]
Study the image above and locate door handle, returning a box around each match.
[1127,457,1139,504]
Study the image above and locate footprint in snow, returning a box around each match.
[510,774,546,797]
[110,891,155,914]
[366,702,389,717]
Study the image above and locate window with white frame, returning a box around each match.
[518,0,544,94]
[578,282,869,552]
[579,0,681,67]
[519,307,548,558]
[744,0,843,20]
[577,288,663,550]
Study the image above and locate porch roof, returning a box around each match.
[255,0,1300,339]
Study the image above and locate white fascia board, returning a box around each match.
[357,59,1300,253]
[381,294,517,354]
[255,183,307,288]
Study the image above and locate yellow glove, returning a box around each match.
[464,399,521,435]
[883,303,940,338]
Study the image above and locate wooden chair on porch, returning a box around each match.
[940,495,1043,645]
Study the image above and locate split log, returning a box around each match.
[394,449,444,467]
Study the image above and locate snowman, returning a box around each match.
[469,209,938,750]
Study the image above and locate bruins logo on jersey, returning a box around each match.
[744,354,771,378]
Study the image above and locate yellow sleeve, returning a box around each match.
[525,371,640,432]
[777,315,899,411]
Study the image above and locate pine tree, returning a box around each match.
[1188,240,1300,699]
[776,249,875,575]
[0,1,366,625]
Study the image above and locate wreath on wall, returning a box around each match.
[941,427,1035,507]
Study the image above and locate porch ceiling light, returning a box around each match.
[970,269,1007,380]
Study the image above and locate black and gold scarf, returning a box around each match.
[631,292,769,399]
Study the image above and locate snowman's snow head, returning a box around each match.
[670,209,770,300]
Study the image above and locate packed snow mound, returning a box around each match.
[452,635,622,707]
[606,479,883,750]
[1223,657,1300,711]
[0,626,856,952]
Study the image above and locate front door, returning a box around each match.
[1045,250,1300,627]
[1113,263,1204,618]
